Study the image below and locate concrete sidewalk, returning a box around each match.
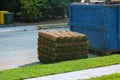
[0,25,37,33]
[26,64,120,80]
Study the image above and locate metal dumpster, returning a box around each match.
[0,11,8,25]
[69,4,120,54]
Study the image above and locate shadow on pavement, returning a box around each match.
[19,61,41,67]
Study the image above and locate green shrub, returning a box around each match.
[50,0,69,18]
[0,0,80,22]
[0,0,20,12]
[17,0,53,22]
[17,0,70,22]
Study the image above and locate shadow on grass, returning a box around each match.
[19,53,100,68]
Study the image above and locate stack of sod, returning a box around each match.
[38,30,88,63]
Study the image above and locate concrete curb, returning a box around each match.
[0,23,68,33]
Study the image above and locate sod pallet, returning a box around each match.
[38,30,88,63]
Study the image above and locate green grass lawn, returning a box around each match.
[16,18,69,26]
[0,54,120,80]
[37,23,68,30]
[88,73,120,80]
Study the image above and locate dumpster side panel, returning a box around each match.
[70,5,106,50]
[69,5,119,51]
[71,26,106,50]
[70,5,105,30]
[118,7,120,48]
[105,7,119,50]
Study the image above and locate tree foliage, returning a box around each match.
[16,0,51,22]
[0,0,80,22]
[0,0,20,12]
[16,0,70,22]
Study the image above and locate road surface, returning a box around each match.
[0,27,98,70]
[0,27,68,70]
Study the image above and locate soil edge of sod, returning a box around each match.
[0,54,120,80]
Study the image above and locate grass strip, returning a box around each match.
[87,73,120,80]
[0,54,120,80]
[37,23,68,30]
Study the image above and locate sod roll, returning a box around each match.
[38,30,88,63]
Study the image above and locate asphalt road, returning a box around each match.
[0,28,68,70]
[0,27,98,70]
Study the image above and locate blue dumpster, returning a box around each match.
[69,4,120,54]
